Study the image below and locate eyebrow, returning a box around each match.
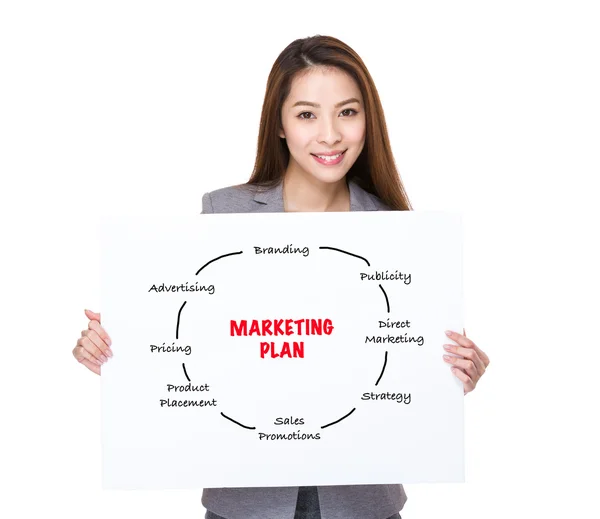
[291,97,361,109]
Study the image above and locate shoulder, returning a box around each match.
[349,179,392,211]
[368,191,391,211]
[201,183,259,214]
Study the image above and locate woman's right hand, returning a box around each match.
[72,309,113,375]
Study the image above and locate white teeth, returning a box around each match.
[316,152,342,161]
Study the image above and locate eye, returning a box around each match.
[297,109,358,120]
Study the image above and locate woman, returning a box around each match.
[73,35,490,519]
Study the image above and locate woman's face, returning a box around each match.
[279,66,366,185]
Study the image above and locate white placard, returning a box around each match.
[99,210,464,489]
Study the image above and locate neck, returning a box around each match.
[282,169,350,213]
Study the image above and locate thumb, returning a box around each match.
[84,308,101,323]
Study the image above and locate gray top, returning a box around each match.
[200,178,407,519]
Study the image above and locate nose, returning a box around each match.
[316,115,342,146]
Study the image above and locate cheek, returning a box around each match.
[286,123,313,150]
[346,120,366,145]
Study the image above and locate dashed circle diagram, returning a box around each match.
[148,243,423,441]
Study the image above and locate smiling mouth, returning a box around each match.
[310,150,347,161]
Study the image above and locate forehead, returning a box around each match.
[285,66,362,105]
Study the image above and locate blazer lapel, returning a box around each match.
[348,179,378,211]
[253,181,285,212]
[252,178,378,212]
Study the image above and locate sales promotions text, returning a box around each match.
[230,318,333,358]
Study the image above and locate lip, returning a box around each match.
[311,149,346,166]
[311,149,346,157]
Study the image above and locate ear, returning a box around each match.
[279,128,285,139]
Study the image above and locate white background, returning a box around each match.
[1,1,598,518]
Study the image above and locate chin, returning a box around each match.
[308,169,349,185]
[307,158,355,185]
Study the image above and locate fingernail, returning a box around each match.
[107,337,112,346]
[443,344,451,350]
[101,355,107,363]
[445,330,452,336]
[106,349,113,358]
[443,354,451,361]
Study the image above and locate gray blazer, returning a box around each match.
[200,178,408,519]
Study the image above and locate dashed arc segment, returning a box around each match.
[378,284,390,313]
[320,407,357,429]
[182,362,191,382]
[176,301,187,339]
[375,351,388,386]
[195,251,244,276]
[220,412,256,430]
[318,246,370,267]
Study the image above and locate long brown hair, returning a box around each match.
[247,35,413,211]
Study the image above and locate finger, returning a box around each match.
[451,366,475,394]
[88,320,112,349]
[85,308,101,323]
[443,354,479,380]
[84,327,112,358]
[443,344,486,376]
[479,348,490,368]
[445,330,490,368]
[76,336,106,364]
[445,329,475,348]
[73,344,102,366]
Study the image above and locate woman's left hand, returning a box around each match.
[443,329,489,395]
